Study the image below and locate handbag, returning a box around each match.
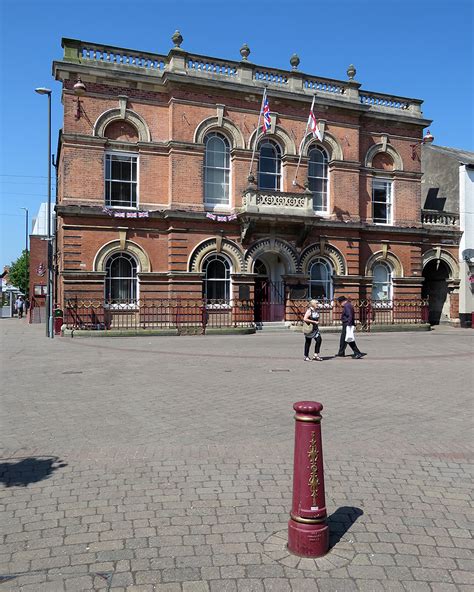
[303,321,314,335]
[345,325,355,343]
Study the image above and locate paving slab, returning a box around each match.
[0,319,473,591]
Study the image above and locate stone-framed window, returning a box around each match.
[372,178,393,224]
[371,261,392,302]
[105,152,138,208]
[308,258,333,301]
[308,145,329,213]
[105,252,138,302]
[258,140,282,191]
[202,253,231,302]
[204,132,230,206]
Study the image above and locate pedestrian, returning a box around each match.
[303,299,323,361]
[335,295,365,359]
[15,295,25,319]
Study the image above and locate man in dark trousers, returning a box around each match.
[335,295,365,359]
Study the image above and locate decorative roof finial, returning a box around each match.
[172,30,183,48]
[290,53,300,70]
[240,43,250,61]
[347,64,356,80]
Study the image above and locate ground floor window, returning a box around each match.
[309,258,333,300]
[105,252,138,302]
[203,254,231,301]
[371,262,392,302]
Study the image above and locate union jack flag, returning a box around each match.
[262,93,271,133]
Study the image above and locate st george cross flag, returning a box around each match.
[262,94,271,133]
[308,107,322,141]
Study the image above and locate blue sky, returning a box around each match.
[1,0,473,269]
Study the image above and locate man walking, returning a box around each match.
[15,295,25,319]
[335,295,365,359]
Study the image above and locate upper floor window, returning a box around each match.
[203,253,231,302]
[105,153,138,208]
[308,145,329,213]
[372,179,392,224]
[204,133,230,206]
[309,258,333,301]
[371,262,392,302]
[105,252,138,302]
[258,140,281,191]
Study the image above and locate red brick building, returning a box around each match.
[52,34,461,328]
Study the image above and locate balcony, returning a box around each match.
[421,210,459,228]
[241,188,314,217]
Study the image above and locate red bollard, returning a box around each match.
[288,401,329,558]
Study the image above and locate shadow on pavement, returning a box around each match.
[0,456,67,487]
[328,505,363,548]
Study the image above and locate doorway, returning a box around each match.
[422,260,450,325]
[253,254,286,323]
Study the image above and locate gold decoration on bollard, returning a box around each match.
[307,431,320,504]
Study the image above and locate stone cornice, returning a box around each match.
[54,38,431,128]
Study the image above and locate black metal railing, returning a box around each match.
[64,298,429,334]
[64,298,255,334]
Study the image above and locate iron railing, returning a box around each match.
[64,298,255,334]
[64,297,429,333]
[288,299,429,331]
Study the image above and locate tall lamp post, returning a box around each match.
[35,87,53,339]
[20,207,29,253]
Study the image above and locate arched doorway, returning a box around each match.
[253,254,287,322]
[422,260,450,325]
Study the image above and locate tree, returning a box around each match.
[8,250,29,295]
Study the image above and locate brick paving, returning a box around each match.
[0,319,473,591]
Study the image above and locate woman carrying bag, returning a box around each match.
[303,299,323,361]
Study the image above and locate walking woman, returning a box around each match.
[303,299,323,361]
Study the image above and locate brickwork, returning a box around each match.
[52,40,461,318]
[28,235,48,302]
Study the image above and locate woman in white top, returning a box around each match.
[303,299,323,361]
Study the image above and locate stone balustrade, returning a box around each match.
[421,210,459,227]
[241,189,314,216]
[60,38,426,118]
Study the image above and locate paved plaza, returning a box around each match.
[1,320,473,592]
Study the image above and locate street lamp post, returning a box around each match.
[20,207,29,253]
[35,87,53,339]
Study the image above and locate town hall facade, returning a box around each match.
[52,34,461,328]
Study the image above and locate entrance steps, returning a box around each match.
[255,321,290,333]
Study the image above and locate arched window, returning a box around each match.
[258,140,281,190]
[204,133,230,205]
[372,262,392,302]
[203,254,231,301]
[105,252,138,302]
[309,258,333,300]
[308,145,329,213]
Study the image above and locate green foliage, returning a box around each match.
[8,250,30,295]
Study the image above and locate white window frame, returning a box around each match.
[104,251,139,308]
[104,151,139,210]
[308,144,330,215]
[257,139,282,192]
[203,132,231,209]
[308,257,333,301]
[202,253,232,307]
[372,178,393,225]
[371,261,393,306]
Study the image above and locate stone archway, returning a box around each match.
[245,239,298,322]
[422,259,451,325]
[422,249,460,325]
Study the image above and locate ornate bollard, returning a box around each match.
[288,401,329,557]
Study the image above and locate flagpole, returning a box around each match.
[248,86,267,178]
[293,95,316,186]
